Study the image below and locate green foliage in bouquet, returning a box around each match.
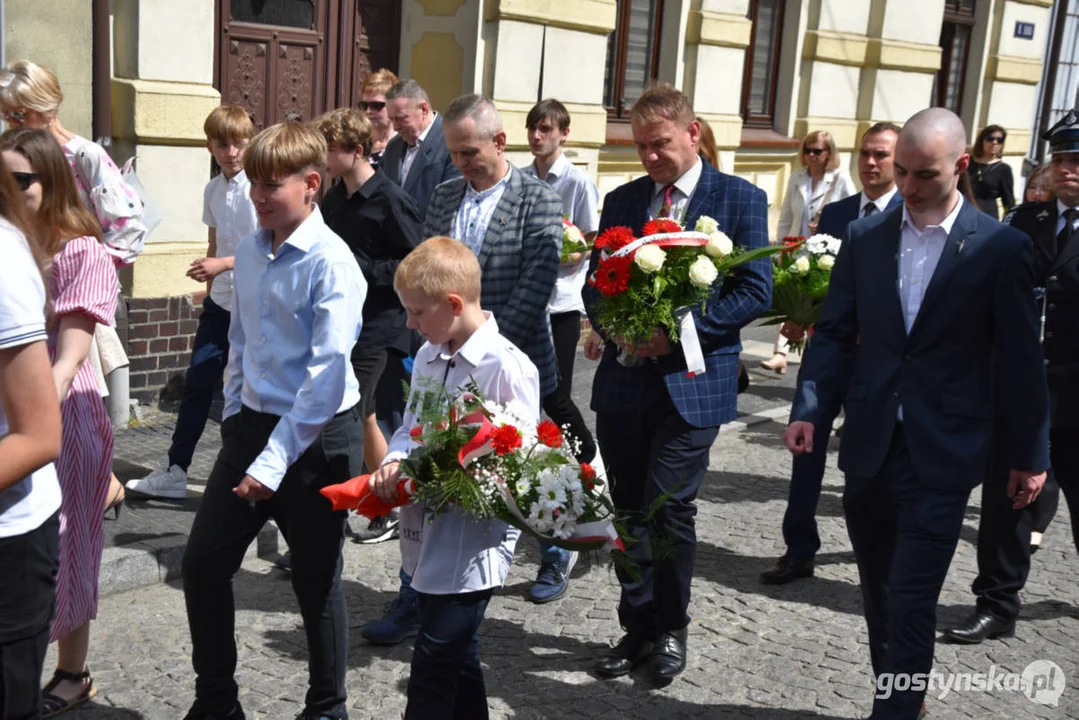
[761,235,841,352]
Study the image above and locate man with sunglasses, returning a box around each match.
[379,79,460,219]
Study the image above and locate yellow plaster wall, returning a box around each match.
[411,33,466,115]
[485,0,617,34]
[125,242,208,299]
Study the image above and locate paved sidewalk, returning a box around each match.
[68,328,1074,719]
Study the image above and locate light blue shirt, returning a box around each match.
[1056,198,1079,235]
[451,166,512,256]
[223,206,366,491]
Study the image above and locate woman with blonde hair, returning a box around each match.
[358,68,399,167]
[0,60,146,517]
[1023,161,1055,204]
[1,127,119,717]
[697,115,720,170]
[762,129,856,373]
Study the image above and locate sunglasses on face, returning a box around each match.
[3,110,25,125]
[11,171,39,191]
[987,136,1005,143]
[803,148,826,156]
[359,101,386,112]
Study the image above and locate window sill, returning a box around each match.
[605,118,635,146]
[740,127,802,149]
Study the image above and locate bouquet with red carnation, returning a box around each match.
[320,380,625,552]
[589,216,781,374]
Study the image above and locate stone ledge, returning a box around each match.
[686,10,753,49]
[111,78,221,145]
[485,0,616,35]
[866,38,942,73]
[802,30,870,67]
[987,55,1044,85]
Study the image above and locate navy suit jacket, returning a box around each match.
[380,114,461,219]
[583,162,772,428]
[816,191,903,240]
[791,199,1050,490]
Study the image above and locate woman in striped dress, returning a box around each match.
[1,127,119,717]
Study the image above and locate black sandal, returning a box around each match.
[41,667,96,718]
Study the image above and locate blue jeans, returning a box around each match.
[405,589,493,720]
[169,297,230,470]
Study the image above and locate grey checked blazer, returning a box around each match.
[424,164,562,396]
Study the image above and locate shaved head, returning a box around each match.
[894,108,971,227]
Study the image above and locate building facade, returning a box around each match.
[3,0,1060,403]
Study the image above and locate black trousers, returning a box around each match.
[596,370,718,635]
[542,311,596,464]
[181,405,363,718]
[0,512,58,720]
[844,426,971,720]
[973,427,1079,619]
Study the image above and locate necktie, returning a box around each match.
[658,184,675,218]
[1059,208,1079,256]
[862,202,877,218]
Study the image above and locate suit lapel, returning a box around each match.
[908,201,978,338]
[1031,204,1057,270]
[477,166,523,269]
[876,208,907,337]
[1051,206,1079,271]
[683,165,720,230]
[626,177,651,233]
[439,180,467,236]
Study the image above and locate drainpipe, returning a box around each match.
[1,0,6,67]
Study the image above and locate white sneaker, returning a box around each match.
[126,464,188,499]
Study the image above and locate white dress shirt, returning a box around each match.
[859,185,899,218]
[1056,199,1079,235]
[383,314,541,595]
[223,206,366,491]
[202,170,259,311]
[648,157,703,222]
[400,112,437,184]
[451,165,512,256]
[0,219,61,537]
[520,153,600,315]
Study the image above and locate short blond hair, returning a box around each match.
[630,83,695,127]
[0,60,63,115]
[360,68,398,97]
[801,130,841,171]
[204,105,255,144]
[313,108,373,156]
[395,236,481,302]
[243,121,326,182]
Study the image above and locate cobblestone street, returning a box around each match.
[52,329,1077,720]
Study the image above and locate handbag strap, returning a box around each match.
[809,176,839,228]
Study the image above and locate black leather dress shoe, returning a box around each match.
[943,611,1015,644]
[650,627,688,681]
[183,705,245,720]
[760,554,814,585]
[595,631,654,678]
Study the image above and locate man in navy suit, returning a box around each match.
[785,108,1049,720]
[584,85,771,683]
[381,79,461,219]
[762,122,903,585]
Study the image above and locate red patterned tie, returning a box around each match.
[658,184,675,218]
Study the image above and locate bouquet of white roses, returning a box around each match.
[763,233,842,352]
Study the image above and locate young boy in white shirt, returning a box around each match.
[127,105,259,499]
[180,122,366,720]
[370,236,539,719]
[519,98,601,603]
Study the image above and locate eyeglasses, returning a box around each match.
[803,148,826,156]
[987,136,1005,144]
[3,110,25,125]
[359,101,386,112]
[11,171,39,191]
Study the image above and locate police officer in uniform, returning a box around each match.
[945,108,1079,644]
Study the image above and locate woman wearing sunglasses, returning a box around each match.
[968,124,1015,219]
[0,154,63,720]
[359,68,399,168]
[763,130,856,374]
[1,127,119,718]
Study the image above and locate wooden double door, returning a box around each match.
[215,0,401,130]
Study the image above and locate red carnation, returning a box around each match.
[781,236,806,252]
[593,255,633,296]
[580,462,597,490]
[642,219,682,237]
[491,425,523,455]
[537,420,564,448]
[594,226,636,252]
[409,425,424,439]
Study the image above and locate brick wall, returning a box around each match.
[126,295,200,404]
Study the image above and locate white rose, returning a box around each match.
[706,231,734,258]
[688,256,720,288]
[817,254,836,270]
[793,256,811,274]
[695,216,720,235]
[634,244,666,274]
[563,224,585,244]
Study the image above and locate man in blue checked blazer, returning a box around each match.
[584,85,771,684]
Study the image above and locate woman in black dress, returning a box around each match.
[968,124,1015,219]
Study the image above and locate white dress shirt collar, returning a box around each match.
[465,163,511,198]
[861,185,898,215]
[653,156,703,200]
[901,195,964,237]
[412,112,437,148]
[430,312,500,368]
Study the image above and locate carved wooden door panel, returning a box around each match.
[336,0,401,109]
[218,0,329,129]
